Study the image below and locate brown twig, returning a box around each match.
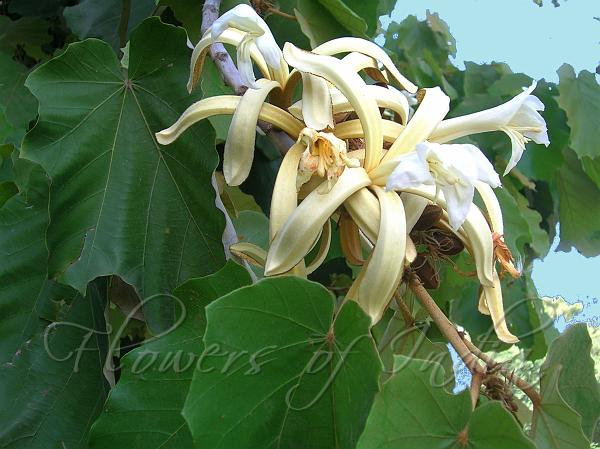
[201,0,247,95]
[409,274,543,408]
[393,290,414,327]
[469,371,485,409]
[462,337,542,407]
[409,275,485,377]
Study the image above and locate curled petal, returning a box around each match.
[300,73,334,131]
[347,187,406,324]
[269,142,305,240]
[333,119,403,145]
[230,242,267,267]
[480,270,520,343]
[211,4,284,87]
[312,37,417,93]
[401,193,429,232]
[370,87,450,182]
[341,52,389,84]
[306,220,332,274]
[283,43,383,172]
[265,167,371,275]
[398,185,495,287]
[155,95,303,145]
[339,212,365,265]
[187,28,270,93]
[430,81,549,175]
[224,79,281,185]
[291,85,409,126]
[475,182,503,234]
[344,187,380,243]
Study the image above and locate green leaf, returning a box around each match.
[0,166,110,448]
[532,365,591,449]
[0,53,38,145]
[232,210,269,249]
[425,11,456,57]
[557,64,600,160]
[183,277,382,449]
[556,148,600,256]
[0,164,51,364]
[8,0,70,17]
[89,261,252,449]
[0,143,16,182]
[541,323,600,439]
[357,356,536,449]
[200,58,234,142]
[265,0,311,50]
[385,16,455,65]
[340,0,378,36]
[0,16,53,60]
[494,182,549,258]
[64,0,156,52]
[0,181,18,207]
[378,318,455,384]
[160,0,204,42]
[295,0,354,47]
[463,61,512,97]
[21,19,226,328]
[315,0,368,36]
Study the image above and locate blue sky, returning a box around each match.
[384,0,600,305]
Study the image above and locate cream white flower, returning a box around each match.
[211,4,282,87]
[430,81,549,175]
[386,142,501,230]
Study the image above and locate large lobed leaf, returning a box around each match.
[21,18,227,329]
[89,261,252,449]
[183,277,382,449]
[64,0,156,52]
[540,324,600,439]
[0,53,38,145]
[357,355,537,449]
[0,165,110,448]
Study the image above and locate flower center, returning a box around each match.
[296,128,359,192]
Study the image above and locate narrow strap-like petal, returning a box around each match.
[481,270,520,343]
[339,211,365,265]
[347,187,406,324]
[300,73,334,131]
[265,167,371,275]
[312,37,417,93]
[306,220,332,274]
[398,185,495,287]
[269,142,305,240]
[344,187,380,243]
[340,52,389,84]
[224,79,281,185]
[333,119,403,144]
[475,181,503,234]
[371,87,450,182]
[155,95,303,145]
[187,28,270,93]
[283,43,383,172]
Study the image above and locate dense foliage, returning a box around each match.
[0,0,599,448]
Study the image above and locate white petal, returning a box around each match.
[386,151,433,191]
[255,32,282,70]
[462,144,501,187]
[237,38,259,88]
[300,73,334,130]
[212,4,268,38]
[442,183,474,230]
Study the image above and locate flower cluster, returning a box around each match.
[157,4,549,343]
